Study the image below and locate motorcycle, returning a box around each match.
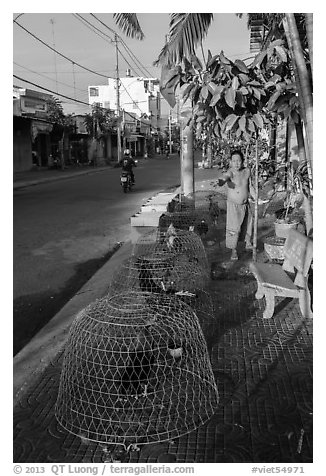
[120,171,133,193]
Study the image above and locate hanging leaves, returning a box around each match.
[252,113,264,129]
[190,53,203,71]
[238,115,247,132]
[209,85,224,106]
[235,90,245,107]
[238,73,250,84]
[234,59,249,73]
[201,85,209,100]
[275,45,287,62]
[220,50,231,64]
[231,76,239,90]
[182,82,196,102]
[225,114,239,131]
[252,50,267,68]
[225,87,236,108]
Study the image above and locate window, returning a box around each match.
[89,87,99,97]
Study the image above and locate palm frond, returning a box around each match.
[113,13,144,40]
[155,13,214,66]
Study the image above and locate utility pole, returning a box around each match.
[115,33,122,163]
[169,110,172,154]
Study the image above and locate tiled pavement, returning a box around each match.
[13,187,313,464]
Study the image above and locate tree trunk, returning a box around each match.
[181,120,194,196]
[269,115,277,163]
[294,120,313,235]
[284,14,313,175]
[305,13,313,78]
[252,138,259,262]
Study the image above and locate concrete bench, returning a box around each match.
[249,229,313,319]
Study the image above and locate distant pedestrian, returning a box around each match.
[215,150,256,261]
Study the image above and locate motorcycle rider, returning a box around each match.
[119,149,136,184]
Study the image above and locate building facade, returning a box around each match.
[88,72,162,156]
[13,86,53,172]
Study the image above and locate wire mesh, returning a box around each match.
[55,292,219,447]
[133,227,209,272]
[108,250,209,297]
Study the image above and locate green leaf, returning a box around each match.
[275,45,287,62]
[225,87,236,109]
[252,87,261,100]
[247,118,256,133]
[207,81,217,94]
[191,53,203,71]
[224,114,239,131]
[238,115,246,132]
[264,81,276,89]
[232,76,239,90]
[206,49,213,65]
[267,90,282,109]
[207,54,219,68]
[247,80,261,87]
[214,123,220,137]
[235,90,245,107]
[238,73,249,85]
[252,50,267,68]
[234,59,249,73]
[182,82,195,102]
[209,86,224,106]
[196,115,206,122]
[220,50,231,64]
[201,85,209,100]
[269,39,284,48]
[252,113,264,129]
[240,86,249,95]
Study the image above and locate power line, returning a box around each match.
[14,19,114,80]
[72,13,115,45]
[13,74,91,106]
[13,61,86,93]
[90,13,151,77]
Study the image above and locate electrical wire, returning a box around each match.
[14,19,115,80]
[13,74,91,106]
[14,17,158,127]
[90,13,152,77]
[13,61,86,94]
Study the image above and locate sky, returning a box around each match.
[13,11,251,116]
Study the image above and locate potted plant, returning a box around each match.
[273,162,307,238]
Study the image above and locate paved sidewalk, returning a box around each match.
[13,177,313,464]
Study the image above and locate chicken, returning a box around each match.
[137,258,165,294]
[195,219,209,237]
[120,349,154,398]
[137,258,176,295]
[120,327,154,399]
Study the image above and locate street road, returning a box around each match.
[13,155,181,354]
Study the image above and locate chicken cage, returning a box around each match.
[132,226,209,273]
[55,291,219,448]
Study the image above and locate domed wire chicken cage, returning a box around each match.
[158,192,221,239]
[132,227,209,273]
[55,292,219,448]
[108,249,209,298]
